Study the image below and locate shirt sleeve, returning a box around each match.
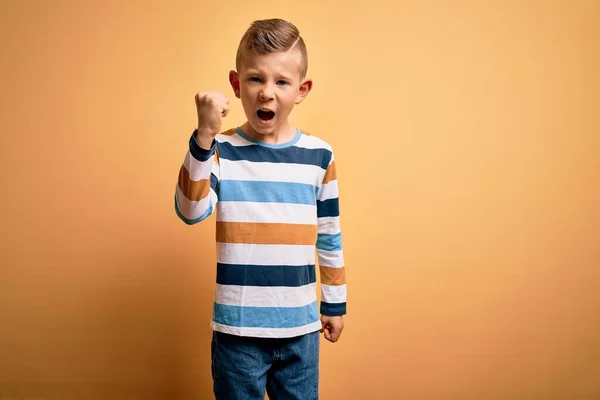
[316,150,347,316]
[174,129,220,225]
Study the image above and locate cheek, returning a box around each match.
[239,88,252,102]
[282,93,297,107]
[241,86,257,99]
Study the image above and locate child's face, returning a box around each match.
[229,49,312,136]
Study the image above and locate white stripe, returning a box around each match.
[317,249,344,268]
[215,283,317,307]
[210,187,218,206]
[175,185,212,220]
[295,134,333,151]
[217,202,317,224]
[217,243,316,266]
[321,284,347,303]
[317,216,341,235]
[216,132,252,147]
[212,320,322,338]
[184,151,213,181]
[318,180,338,201]
[211,160,220,179]
[220,159,322,185]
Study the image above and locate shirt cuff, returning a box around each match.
[320,301,346,316]
[189,129,216,161]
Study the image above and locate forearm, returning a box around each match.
[318,245,347,316]
[317,155,346,315]
[175,130,219,224]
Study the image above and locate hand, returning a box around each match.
[194,91,230,148]
[320,315,344,343]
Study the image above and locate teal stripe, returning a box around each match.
[216,140,332,169]
[316,233,342,251]
[213,301,319,328]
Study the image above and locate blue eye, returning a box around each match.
[249,77,261,83]
[277,80,289,86]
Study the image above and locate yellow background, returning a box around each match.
[1,0,599,398]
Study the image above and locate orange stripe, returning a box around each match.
[221,128,236,136]
[320,266,346,285]
[216,222,318,245]
[322,161,337,184]
[178,165,210,201]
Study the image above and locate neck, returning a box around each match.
[240,121,296,145]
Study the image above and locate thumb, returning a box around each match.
[221,104,230,117]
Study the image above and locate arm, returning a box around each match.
[316,151,346,342]
[174,130,220,225]
[175,91,229,225]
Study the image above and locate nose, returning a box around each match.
[259,83,274,100]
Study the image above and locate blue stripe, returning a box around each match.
[174,196,213,225]
[320,301,346,316]
[219,180,317,204]
[316,233,342,251]
[216,141,332,169]
[217,263,316,287]
[214,301,319,328]
[317,198,339,217]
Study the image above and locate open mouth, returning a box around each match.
[257,109,275,121]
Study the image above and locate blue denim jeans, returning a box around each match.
[211,330,320,399]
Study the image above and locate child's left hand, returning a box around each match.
[320,315,344,343]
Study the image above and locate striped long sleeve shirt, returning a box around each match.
[175,127,346,338]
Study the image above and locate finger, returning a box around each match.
[215,92,229,104]
[328,327,336,342]
[220,104,230,117]
[331,331,340,342]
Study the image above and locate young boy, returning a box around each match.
[174,18,346,399]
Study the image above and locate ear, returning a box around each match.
[295,78,313,104]
[229,70,241,98]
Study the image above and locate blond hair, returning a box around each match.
[236,18,308,79]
